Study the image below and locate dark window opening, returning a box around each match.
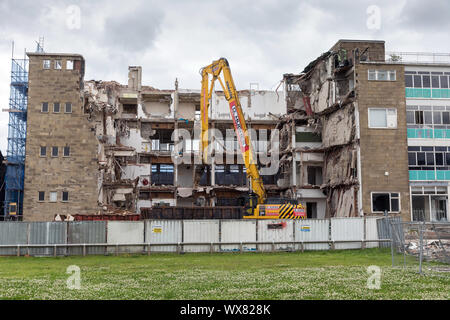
[151,164,174,185]
[40,146,46,157]
[38,191,45,202]
[53,102,60,113]
[151,129,174,152]
[215,164,246,186]
[307,166,323,185]
[41,102,48,113]
[306,202,317,219]
[63,146,70,157]
[122,104,137,114]
[62,191,69,202]
[52,147,58,157]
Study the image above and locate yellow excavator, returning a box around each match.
[200,58,306,219]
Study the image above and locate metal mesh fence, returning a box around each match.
[390,221,450,275]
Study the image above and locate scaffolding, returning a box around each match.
[3,51,29,220]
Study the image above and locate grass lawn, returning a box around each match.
[0,248,448,300]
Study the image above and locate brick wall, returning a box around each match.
[23,54,98,221]
[356,63,410,220]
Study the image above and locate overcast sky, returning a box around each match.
[0,0,450,154]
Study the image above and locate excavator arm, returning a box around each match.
[200,58,266,204]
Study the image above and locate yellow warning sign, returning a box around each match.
[152,226,162,233]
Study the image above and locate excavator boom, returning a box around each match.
[200,58,266,204]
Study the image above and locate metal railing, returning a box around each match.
[0,239,391,257]
[386,51,450,64]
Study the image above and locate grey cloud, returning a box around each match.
[102,2,163,52]
[398,0,450,30]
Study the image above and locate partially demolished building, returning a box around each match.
[20,39,450,222]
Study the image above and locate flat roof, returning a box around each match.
[26,52,84,59]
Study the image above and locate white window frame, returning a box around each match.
[371,192,401,213]
[63,146,70,157]
[43,60,51,69]
[55,60,62,70]
[66,60,74,70]
[40,146,47,157]
[368,69,396,81]
[65,102,72,113]
[49,191,58,203]
[368,108,397,129]
[52,146,59,157]
[53,102,60,113]
[41,102,49,113]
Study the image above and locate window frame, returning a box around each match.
[43,60,51,69]
[63,146,70,157]
[65,102,72,114]
[52,146,59,157]
[40,146,47,157]
[41,102,49,113]
[49,191,58,203]
[368,107,397,129]
[368,69,396,81]
[54,60,62,70]
[371,192,401,213]
[38,191,45,202]
[53,102,60,113]
[66,60,74,70]
[62,191,69,202]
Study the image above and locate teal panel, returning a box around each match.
[441,89,449,98]
[418,171,428,180]
[405,88,414,98]
[407,128,415,138]
[434,129,444,138]
[409,171,418,181]
[426,171,436,180]
[436,171,446,180]
[422,88,431,98]
[432,89,441,98]
[446,171,450,180]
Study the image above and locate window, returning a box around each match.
[368,70,396,81]
[52,146,58,157]
[53,102,60,113]
[405,71,450,90]
[62,191,69,202]
[43,60,51,69]
[372,192,400,213]
[55,60,62,70]
[368,108,397,128]
[40,146,47,157]
[49,192,57,202]
[41,102,49,113]
[65,102,72,113]
[66,60,74,70]
[38,191,45,202]
[415,110,424,124]
[63,146,70,157]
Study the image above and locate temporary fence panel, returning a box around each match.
[331,218,364,249]
[257,220,294,252]
[145,220,182,252]
[295,219,330,250]
[377,216,402,248]
[365,217,379,248]
[183,220,220,252]
[220,220,257,252]
[0,222,28,255]
[67,221,107,255]
[107,221,145,254]
[29,222,67,256]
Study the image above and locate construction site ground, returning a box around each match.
[0,248,448,300]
